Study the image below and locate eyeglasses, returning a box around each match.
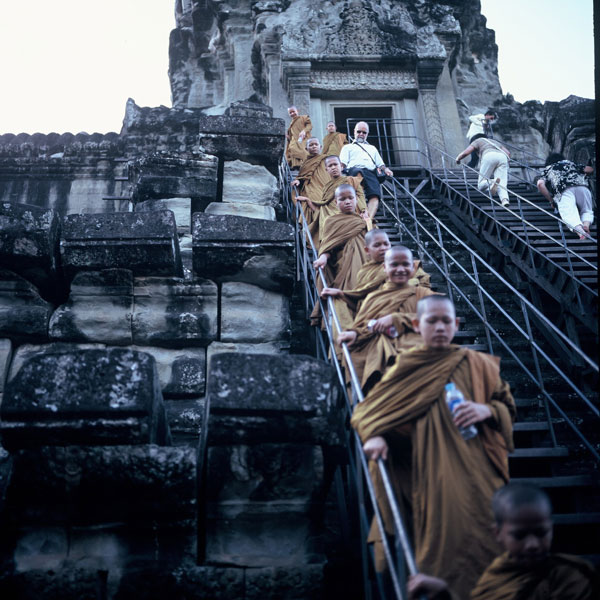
[356,130,368,134]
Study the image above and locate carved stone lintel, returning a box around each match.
[311,69,417,91]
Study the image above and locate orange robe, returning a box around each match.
[322,131,348,156]
[285,115,312,168]
[471,552,598,600]
[347,283,435,391]
[351,345,515,599]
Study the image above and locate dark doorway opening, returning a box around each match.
[333,106,399,166]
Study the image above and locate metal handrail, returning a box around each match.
[380,176,599,461]
[280,158,418,600]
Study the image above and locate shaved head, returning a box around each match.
[335,184,356,199]
[384,245,413,264]
[416,294,455,319]
[365,229,390,246]
[325,155,341,166]
[492,484,552,526]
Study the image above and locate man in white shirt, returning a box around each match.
[339,121,393,218]
[465,109,497,168]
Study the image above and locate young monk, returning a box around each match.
[302,155,367,247]
[285,106,312,170]
[321,121,347,155]
[351,295,515,599]
[322,229,430,315]
[310,184,370,331]
[336,245,435,392]
[291,137,328,225]
[407,483,598,599]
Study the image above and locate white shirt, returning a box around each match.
[466,114,486,139]
[339,141,385,169]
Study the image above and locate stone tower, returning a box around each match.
[168,0,503,156]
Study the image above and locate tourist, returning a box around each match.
[465,109,497,169]
[351,295,515,598]
[339,121,393,218]
[456,137,511,207]
[536,154,594,239]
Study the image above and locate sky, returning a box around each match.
[0,0,594,134]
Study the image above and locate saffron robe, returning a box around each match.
[470,552,598,600]
[294,153,330,226]
[341,259,431,315]
[310,212,368,331]
[351,345,515,599]
[347,283,435,391]
[309,175,367,248]
[322,131,348,156]
[285,115,312,168]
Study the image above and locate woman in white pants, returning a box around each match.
[456,138,511,206]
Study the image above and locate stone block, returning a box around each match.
[222,160,278,207]
[220,283,290,343]
[165,398,207,445]
[0,201,62,299]
[244,565,325,600]
[204,202,275,221]
[7,342,106,383]
[0,348,169,449]
[128,153,218,208]
[0,338,12,393]
[132,277,218,347]
[197,115,285,175]
[135,197,192,232]
[0,270,52,341]
[192,214,295,294]
[48,269,133,345]
[206,353,341,446]
[5,445,196,526]
[60,210,183,280]
[132,345,206,397]
[207,341,287,370]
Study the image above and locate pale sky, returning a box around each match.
[0,1,594,134]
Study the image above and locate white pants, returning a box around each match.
[477,151,509,202]
[556,186,594,230]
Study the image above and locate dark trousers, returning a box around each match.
[344,166,382,199]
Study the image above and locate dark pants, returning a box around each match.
[344,166,382,199]
[468,133,486,169]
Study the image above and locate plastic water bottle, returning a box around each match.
[367,319,398,338]
[445,383,478,440]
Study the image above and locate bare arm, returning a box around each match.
[536,178,554,206]
[456,145,476,163]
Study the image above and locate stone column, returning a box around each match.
[281,60,311,115]
[418,59,446,168]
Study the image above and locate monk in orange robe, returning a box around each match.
[321,121,347,155]
[337,245,435,392]
[285,106,312,169]
[351,295,515,599]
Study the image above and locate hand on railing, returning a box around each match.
[407,574,450,600]
[321,286,343,298]
[363,436,389,460]
[337,330,357,347]
[313,254,329,269]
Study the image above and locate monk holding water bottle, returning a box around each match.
[351,295,515,599]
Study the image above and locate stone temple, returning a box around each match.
[0,1,596,598]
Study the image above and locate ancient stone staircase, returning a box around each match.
[431,168,598,358]
[375,170,600,566]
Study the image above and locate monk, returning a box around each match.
[351,295,515,599]
[407,483,598,600]
[310,184,370,331]
[304,155,367,248]
[337,245,435,392]
[322,229,431,315]
[292,137,329,226]
[321,121,347,156]
[285,106,312,170]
